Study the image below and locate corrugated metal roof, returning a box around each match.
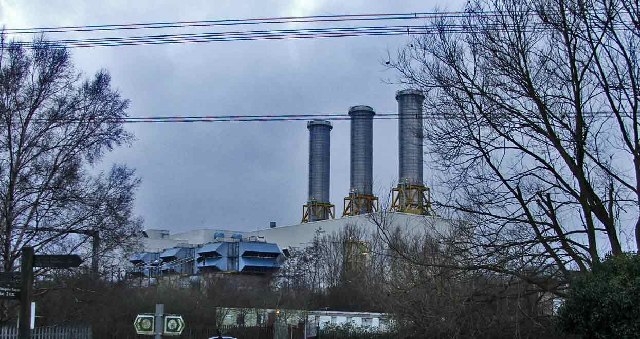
[130,252,160,263]
[197,242,223,255]
[196,257,223,268]
[129,253,145,263]
[160,248,181,258]
[240,242,281,256]
[241,257,280,268]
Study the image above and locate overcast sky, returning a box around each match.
[0,0,463,233]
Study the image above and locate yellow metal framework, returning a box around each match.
[390,183,432,215]
[342,193,379,217]
[302,201,335,223]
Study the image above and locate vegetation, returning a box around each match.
[557,253,640,338]
[319,323,397,339]
[388,0,640,297]
[27,223,564,338]
[3,0,639,337]
[0,35,141,272]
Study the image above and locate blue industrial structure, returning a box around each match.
[129,252,161,277]
[160,247,196,275]
[129,235,284,278]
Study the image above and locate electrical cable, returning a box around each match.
[15,21,630,48]
[3,11,505,34]
[13,24,561,48]
[8,10,621,49]
[30,110,625,124]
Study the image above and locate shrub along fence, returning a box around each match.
[98,324,273,339]
[316,328,397,339]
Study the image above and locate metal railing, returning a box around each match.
[0,325,92,339]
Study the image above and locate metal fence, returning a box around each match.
[0,325,92,339]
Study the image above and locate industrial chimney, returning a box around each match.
[343,106,378,216]
[391,89,432,214]
[302,120,335,222]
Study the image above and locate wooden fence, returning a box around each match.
[0,325,92,339]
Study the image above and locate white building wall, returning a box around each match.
[246,212,450,249]
[140,212,451,253]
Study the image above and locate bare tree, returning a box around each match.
[388,0,640,294]
[0,35,141,271]
[275,224,390,311]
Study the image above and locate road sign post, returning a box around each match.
[134,314,155,335]
[134,305,185,337]
[19,247,34,339]
[0,286,20,299]
[0,272,21,300]
[33,255,82,268]
[163,315,185,336]
[154,303,164,339]
[16,249,82,339]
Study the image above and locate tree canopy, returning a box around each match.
[0,35,141,272]
[390,0,640,295]
[557,253,640,338]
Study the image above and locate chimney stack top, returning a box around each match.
[307,120,333,129]
[348,105,375,115]
[395,89,424,100]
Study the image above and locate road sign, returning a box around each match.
[33,255,82,268]
[0,272,21,286]
[134,314,155,335]
[163,315,185,336]
[0,272,21,300]
[0,286,20,299]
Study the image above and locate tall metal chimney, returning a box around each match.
[391,89,432,215]
[343,106,378,216]
[302,120,335,222]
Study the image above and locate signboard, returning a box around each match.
[134,314,155,335]
[0,272,21,300]
[33,255,82,268]
[0,272,21,285]
[163,315,185,336]
[0,286,20,299]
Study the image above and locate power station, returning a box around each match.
[130,89,438,279]
[302,89,431,221]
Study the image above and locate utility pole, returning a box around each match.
[19,247,33,339]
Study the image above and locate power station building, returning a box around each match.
[128,89,443,278]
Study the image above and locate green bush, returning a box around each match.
[319,322,396,339]
[557,253,640,338]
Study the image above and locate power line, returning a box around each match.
[35,110,623,124]
[29,25,431,46]
[14,24,559,49]
[15,22,631,49]
[4,10,568,49]
[3,11,497,35]
[6,9,632,49]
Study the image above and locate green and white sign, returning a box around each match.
[134,314,155,335]
[163,315,185,336]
